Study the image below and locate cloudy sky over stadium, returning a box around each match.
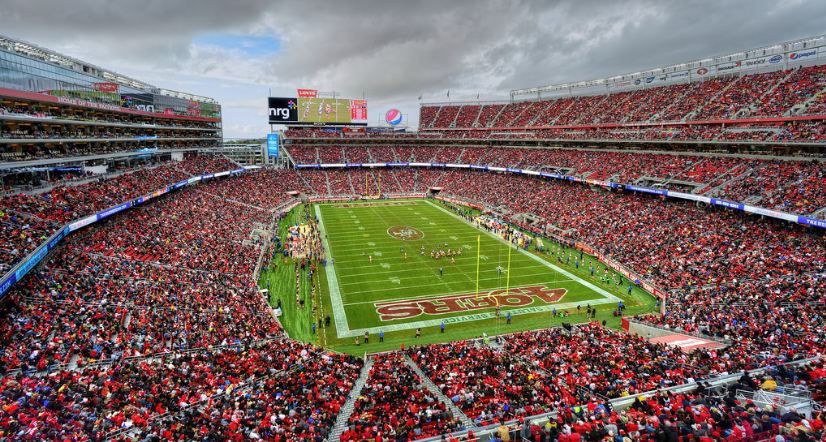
[1,0,824,138]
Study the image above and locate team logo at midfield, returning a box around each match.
[387,225,424,241]
[375,285,567,321]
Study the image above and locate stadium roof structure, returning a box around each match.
[510,34,826,99]
[0,33,218,104]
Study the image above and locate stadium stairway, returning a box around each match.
[330,355,374,442]
[401,353,477,431]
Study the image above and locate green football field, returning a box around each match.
[260,199,659,355]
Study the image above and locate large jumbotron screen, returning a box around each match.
[268,96,367,126]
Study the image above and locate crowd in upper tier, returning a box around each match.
[0,98,221,161]
[420,65,826,129]
[284,65,826,143]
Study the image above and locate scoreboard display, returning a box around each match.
[268,96,367,126]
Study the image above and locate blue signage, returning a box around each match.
[267,133,279,159]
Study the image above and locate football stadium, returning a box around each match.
[0,3,825,441]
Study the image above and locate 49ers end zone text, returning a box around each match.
[375,285,567,321]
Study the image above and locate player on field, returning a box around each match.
[302,99,312,119]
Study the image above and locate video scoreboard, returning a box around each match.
[268,95,367,126]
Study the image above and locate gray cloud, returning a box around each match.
[0,0,824,137]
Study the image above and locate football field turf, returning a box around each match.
[316,199,626,339]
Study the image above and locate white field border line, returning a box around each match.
[336,298,618,338]
[425,200,621,302]
[314,204,351,335]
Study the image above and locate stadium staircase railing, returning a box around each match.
[329,355,375,441]
[401,353,478,431]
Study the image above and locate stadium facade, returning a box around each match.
[0,34,222,168]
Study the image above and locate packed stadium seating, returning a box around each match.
[0,98,221,161]
[419,65,826,131]
[343,353,462,440]
[0,158,823,440]
[282,165,825,370]
[284,145,826,218]
[0,155,237,273]
[280,65,826,144]
[2,46,825,440]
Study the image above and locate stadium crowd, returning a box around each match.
[0,165,374,441]
[286,165,825,372]
[343,353,463,441]
[0,158,822,440]
[0,155,238,272]
[285,145,826,218]
[419,65,826,130]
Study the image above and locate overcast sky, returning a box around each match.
[1,0,824,138]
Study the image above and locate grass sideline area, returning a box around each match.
[259,198,659,355]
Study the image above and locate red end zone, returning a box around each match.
[375,285,567,321]
[649,334,726,351]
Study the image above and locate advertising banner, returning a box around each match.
[788,49,818,62]
[298,88,318,97]
[739,54,784,70]
[268,97,299,123]
[716,61,741,74]
[93,82,120,93]
[693,66,716,77]
[267,133,279,159]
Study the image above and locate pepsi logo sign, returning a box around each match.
[385,109,403,125]
[789,50,816,60]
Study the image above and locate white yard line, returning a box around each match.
[314,204,351,336]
